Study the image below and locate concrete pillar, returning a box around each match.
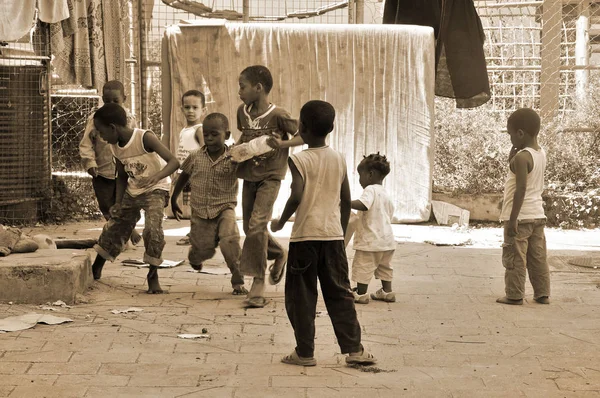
[355,0,365,24]
[540,0,562,120]
[576,0,590,103]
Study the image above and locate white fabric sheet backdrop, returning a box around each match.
[162,21,434,223]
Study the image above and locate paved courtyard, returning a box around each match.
[0,219,599,397]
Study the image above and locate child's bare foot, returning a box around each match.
[232,285,249,295]
[496,296,523,305]
[130,230,142,245]
[534,296,550,304]
[147,266,163,294]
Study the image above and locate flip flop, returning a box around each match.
[345,349,377,365]
[281,350,317,366]
[244,296,268,308]
[268,252,287,285]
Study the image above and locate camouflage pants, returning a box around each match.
[95,189,168,266]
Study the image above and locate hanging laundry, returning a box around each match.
[102,0,128,82]
[0,0,36,41]
[38,0,70,23]
[49,0,106,90]
[383,0,490,108]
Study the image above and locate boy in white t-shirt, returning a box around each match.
[350,153,396,304]
[173,90,207,245]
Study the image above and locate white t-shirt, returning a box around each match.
[353,184,396,251]
[289,146,346,242]
[177,124,203,166]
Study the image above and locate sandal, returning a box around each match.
[232,286,249,295]
[176,236,190,246]
[345,349,377,365]
[244,296,268,308]
[281,350,317,366]
[268,251,287,285]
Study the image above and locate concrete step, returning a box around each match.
[0,252,92,304]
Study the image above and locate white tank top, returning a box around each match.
[500,147,546,221]
[111,129,171,197]
[290,146,346,242]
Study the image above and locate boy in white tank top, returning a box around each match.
[497,108,550,306]
[90,103,180,294]
[271,100,376,367]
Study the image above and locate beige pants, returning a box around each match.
[502,219,550,300]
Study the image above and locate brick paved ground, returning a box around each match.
[0,220,599,397]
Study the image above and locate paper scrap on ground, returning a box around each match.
[178,333,210,339]
[0,313,73,332]
[110,307,144,314]
[186,265,230,275]
[568,257,600,269]
[425,238,473,247]
[51,300,71,308]
[122,259,184,268]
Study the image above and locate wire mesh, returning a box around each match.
[0,19,51,224]
[476,0,600,116]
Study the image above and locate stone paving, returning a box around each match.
[0,219,599,397]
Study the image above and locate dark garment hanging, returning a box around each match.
[383,0,490,108]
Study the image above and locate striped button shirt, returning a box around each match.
[181,146,238,219]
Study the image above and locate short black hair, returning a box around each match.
[102,80,126,96]
[359,152,391,177]
[300,100,335,137]
[94,103,127,127]
[203,112,229,130]
[240,65,273,94]
[507,108,540,136]
[182,90,206,107]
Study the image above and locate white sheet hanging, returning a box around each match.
[162,22,435,223]
[0,0,36,41]
[38,0,69,23]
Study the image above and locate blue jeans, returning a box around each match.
[189,208,245,287]
[239,179,285,278]
[285,240,362,358]
[95,190,168,266]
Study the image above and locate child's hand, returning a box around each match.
[270,219,283,232]
[267,135,283,149]
[137,175,161,188]
[109,203,122,218]
[87,167,98,178]
[507,219,518,237]
[171,200,183,222]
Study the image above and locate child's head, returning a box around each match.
[299,100,335,142]
[102,80,126,106]
[238,65,273,105]
[202,113,230,151]
[93,103,128,144]
[357,152,391,188]
[181,90,206,125]
[506,108,540,149]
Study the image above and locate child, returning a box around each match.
[90,103,180,294]
[172,90,207,246]
[79,80,142,244]
[496,108,550,305]
[236,65,298,308]
[271,100,376,367]
[350,153,396,304]
[171,113,248,295]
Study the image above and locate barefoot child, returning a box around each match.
[350,153,396,304]
[496,108,550,305]
[271,100,377,367]
[171,113,248,295]
[236,65,298,308]
[90,103,180,293]
[79,80,142,244]
[172,90,207,246]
